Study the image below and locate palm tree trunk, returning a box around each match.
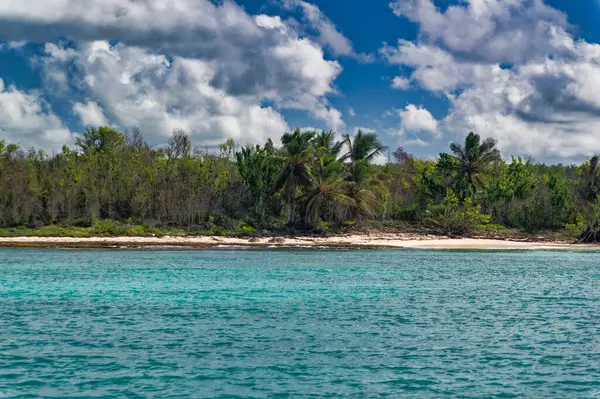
[288,194,296,225]
[286,181,297,225]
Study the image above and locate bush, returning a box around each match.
[565,215,585,237]
[91,219,129,236]
[313,221,329,234]
[425,190,490,235]
[238,225,257,236]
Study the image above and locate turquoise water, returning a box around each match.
[1,249,600,398]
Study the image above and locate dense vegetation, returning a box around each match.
[1,126,600,241]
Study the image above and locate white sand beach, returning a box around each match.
[0,234,594,249]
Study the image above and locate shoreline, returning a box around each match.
[0,233,595,250]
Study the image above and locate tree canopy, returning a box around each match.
[0,128,598,240]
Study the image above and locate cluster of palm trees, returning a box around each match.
[272,128,387,227]
[238,128,505,228]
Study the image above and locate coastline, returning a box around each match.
[0,233,595,250]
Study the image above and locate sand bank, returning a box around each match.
[0,234,594,250]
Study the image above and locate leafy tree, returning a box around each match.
[236,140,278,224]
[313,130,343,159]
[337,131,388,222]
[340,129,387,165]
[273,129,316,223]
[0,124,596,240]
[425,190,490,235]
[441,132,501,198]
[76,126,125,154]
[304,155,352,226]
[580,155,600,203]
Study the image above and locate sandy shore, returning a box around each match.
[0,233,594,250]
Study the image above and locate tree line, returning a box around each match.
[1,126,600,241]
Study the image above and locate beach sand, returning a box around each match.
[0,234,594,250]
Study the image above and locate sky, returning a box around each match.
[1,0,600,163]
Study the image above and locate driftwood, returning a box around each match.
[578,227,600,243]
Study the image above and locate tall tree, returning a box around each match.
[579,155,600,203]
[339,130,388,221]
[313,130,343,159]
[236,140,278,224]
[274,129,316,223]
[340,129,387,166]
[444,132,501,197]
[304,155,352,226]
[75,126,125,154]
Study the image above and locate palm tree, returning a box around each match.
[338,130,388,221]
[304,155,352,226]
[274,129,316,223]
[447,132,501,196]
[340,129,387,166]
[313,130,343,159]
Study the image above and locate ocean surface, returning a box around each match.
[1,249,600,398]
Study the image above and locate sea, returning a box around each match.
[1,248,600,398]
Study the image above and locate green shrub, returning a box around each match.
[313,221,329,234]
[565,215,585,236]
[92,220,129,236]
[239,225,257,236]
[425,190,490,235]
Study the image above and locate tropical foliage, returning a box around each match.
[1,126,599,240]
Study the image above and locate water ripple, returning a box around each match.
[1,249,600,397]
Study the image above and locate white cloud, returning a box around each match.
[372,153,389,165]
[0,0,356,149]
[348,107,355,117]
[391,76,410,90]
[404,138,429,147]
[384,0,600,159]
[0,0,345,134]
[0,78,74,151]
[382,40,493,91]
[282,0,372,62]
[288,0,352,56]
[0,0,368,65]
[73,100,108,126]
[299,126,320,132]
[0,0,266,62]
[354,127,376,134]
[444,56,600,158]
[389,0,570,64]
[0,40,26,50]
[42,42,293,147]
[397,104,438,135]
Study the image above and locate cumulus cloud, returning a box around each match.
[397,104,438,135]
[0,78,74,151]
[0,0,265,60]
[282,0,372,62]
[384,0,600,159]
[0,40,26,50]
[381,40,496,91]
[73,101,108,126]
[391,76,410,90]
[284,0,352,56]
[389,0,570,64]
[444,55,600,158]
[0,0,348,148]
[42,42,292,146]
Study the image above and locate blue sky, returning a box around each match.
[1,0,600,162]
